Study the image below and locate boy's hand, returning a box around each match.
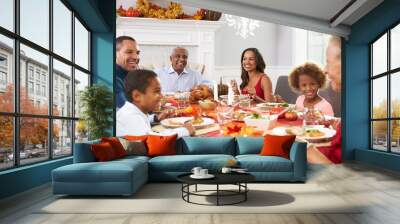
[183,122,196,136]
[156,109,175,121]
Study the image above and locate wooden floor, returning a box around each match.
[1,162,400,224]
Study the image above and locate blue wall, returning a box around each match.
[345,0,400,170]
[0,0,116,200]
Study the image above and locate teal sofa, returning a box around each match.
[52,137,307,196]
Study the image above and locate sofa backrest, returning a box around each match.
[177,137,236,155]
[236,137,264,155]
[73,139,100,163]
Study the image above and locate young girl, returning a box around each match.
[289,62,334,116]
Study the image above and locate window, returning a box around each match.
[36,83,40,95]
[0,35,13,113]
[35,70,41,81]
[0,0,14,32]
[42,85,46,97]
[371,23,400,154]
[28,67,34,80]
[307,31,329,66]
[0,71,6,85]
[28,81,34,94]
[0,0,91,170]
[41,73,46,83]
[0,54,7,67]
[0,54,7,86]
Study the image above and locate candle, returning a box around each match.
[227,83,233,106]
[213,81,218,101]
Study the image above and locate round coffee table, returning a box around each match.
[177,173,255,206]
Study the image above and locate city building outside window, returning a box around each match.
[370,23,400,154]
[0,0,91,170]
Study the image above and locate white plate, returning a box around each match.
[190,174,215,179]
[272,126,336,141]
[256,102,292,107]
[161,117,215,129]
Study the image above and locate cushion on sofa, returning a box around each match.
[260,134,296,159]
[118,138,147,156]
[148,154,235,172]
[236,137,264,155]
[147,135,177,157]
[101,137,127,158]
[91,142,118,162]
[236,155,293,172]
[177,137,236,155]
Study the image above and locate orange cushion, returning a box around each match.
[91,142,117,162]
[260,134,296,159]
[146,135,177,157]
[101,137,126,158]
[124,135,148,142]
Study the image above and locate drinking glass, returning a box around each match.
[238,95,251,108]
[216,101,234,124]
[303,108,323,126]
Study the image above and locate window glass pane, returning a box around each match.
[0,0,14,31]
[392,72,400,118]
[74,18,89,70]
[53,59,72,117]
[372,121,388,151]
[372,77,387,119]
[0,35,14,113]
[20,0,49,49]
[392,120,400,153]
[0,116,13,170]
[53,119,72,158]
[20,44,49,115]
[53,0,71,60]
[20,117,49,165]
[75,120,88,143]
[74,69,89,118]
[372,33,387,76]
[391,24,400,70]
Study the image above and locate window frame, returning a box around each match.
[370,20,400,154]
[0,0,92,171]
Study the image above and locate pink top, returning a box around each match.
[295,95,334,116]
[241,76,265,100]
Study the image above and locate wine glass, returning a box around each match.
[216,100,234,124]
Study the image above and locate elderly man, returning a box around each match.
[116,36,140,109]
[155,47,206,92]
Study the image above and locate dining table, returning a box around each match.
[151,100,336,148]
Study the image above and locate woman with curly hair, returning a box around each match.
[232,48,275,102]
[289,62,334,116]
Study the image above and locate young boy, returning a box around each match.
[116,69,194,137]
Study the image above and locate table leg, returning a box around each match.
[217,184,219,206]
[195,184,198,192]
[245,183,247,201]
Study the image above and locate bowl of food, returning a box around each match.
[198,99,217,110]
[243,113,278,131]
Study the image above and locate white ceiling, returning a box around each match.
[225,0,352,23]
[175,0,384,38]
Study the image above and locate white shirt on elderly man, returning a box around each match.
[155,66,208,93]
[116,101,189,138]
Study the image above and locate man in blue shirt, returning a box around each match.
[155,47,207,93]
[116,36,140,109]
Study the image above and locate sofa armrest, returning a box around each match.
[289,141,307,181]
[73,141,99,163]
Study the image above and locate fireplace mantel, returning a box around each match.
[117,17,225,81]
